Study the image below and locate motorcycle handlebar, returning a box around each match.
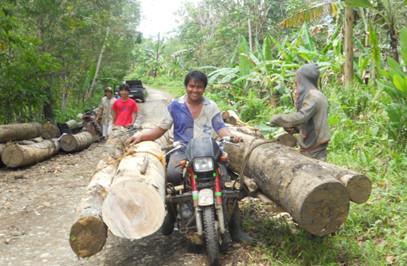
[161,141,185,152]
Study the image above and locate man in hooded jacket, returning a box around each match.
[269,64,330,161]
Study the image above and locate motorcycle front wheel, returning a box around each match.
[203,206,220,266]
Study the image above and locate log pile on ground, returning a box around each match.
[1,138,60,168]
[0,117,98,168]
[0,122,43,142]
[223,126,372,236]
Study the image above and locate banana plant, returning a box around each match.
[377,27,407,146]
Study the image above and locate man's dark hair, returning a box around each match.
[184,70,208,88]
[119,83,130,91]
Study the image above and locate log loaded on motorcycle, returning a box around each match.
[161,136,247,266]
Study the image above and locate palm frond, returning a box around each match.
[279,2,339,28]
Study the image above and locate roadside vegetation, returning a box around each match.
[2,0,407,264]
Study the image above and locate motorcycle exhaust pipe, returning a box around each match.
[195,207,203,236]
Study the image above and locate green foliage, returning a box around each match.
[376,27,407,146]
[0,0,141,124]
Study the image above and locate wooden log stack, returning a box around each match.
[0,122,43,142]
[223,126,372,236]
[1,138,60,168]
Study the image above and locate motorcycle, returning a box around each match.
[162,136,241,266]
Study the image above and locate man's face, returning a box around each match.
[105,91,112,98]
[186,79,205,103]
[120,89,129,99]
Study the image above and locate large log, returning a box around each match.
[60,131,99,153]
[1,138,60,168]
[101,130,170,239]
[69,127,131,258]
[223,128,350,236]
[0,122,43,143]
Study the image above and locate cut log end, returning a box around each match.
[345,174,372,204]
[1,145,24,168]
[102,181,165,239]
[300,182,350,236]
[69,216,107,258]
[60,135,77,152]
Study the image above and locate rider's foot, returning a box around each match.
[161,209,175,236]
[228,204,256,244]
[229,226,255,244]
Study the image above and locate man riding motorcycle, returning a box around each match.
[125,70,253,244]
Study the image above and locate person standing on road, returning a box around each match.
[112,83,138,129]
[125,70,254,244]
[94,87,116,137]
[269,63,330,161]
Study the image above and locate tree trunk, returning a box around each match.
[389,24,399,63]
[0,123,43,143]
[60,131,100,153]
[69,127,131,258]
[84,28,110,102]
[1,138,60,168]
[43,86,55,123]
[42,123,61,139]
[101,130,170,239]
[223,128,351,236]
[344,7,354,84]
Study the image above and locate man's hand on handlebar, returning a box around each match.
[230,135,243,143]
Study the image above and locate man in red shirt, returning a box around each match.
[112,84,138,128]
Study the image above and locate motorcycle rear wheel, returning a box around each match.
[203,206,220,266]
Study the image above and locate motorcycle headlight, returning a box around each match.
[193,157,214,172]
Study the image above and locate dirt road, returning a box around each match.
[0,88,252,266]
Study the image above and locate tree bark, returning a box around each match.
[60,131,99,153]
[42,123,61,139]
[223,128,351,236]
[1,138,60,168]
[0,123,43,143]
[69,127,131,258]
[101,130,170,239]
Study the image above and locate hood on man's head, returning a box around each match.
[297,64,320,84]
[104,87,113,92]
[296,63,320,110]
